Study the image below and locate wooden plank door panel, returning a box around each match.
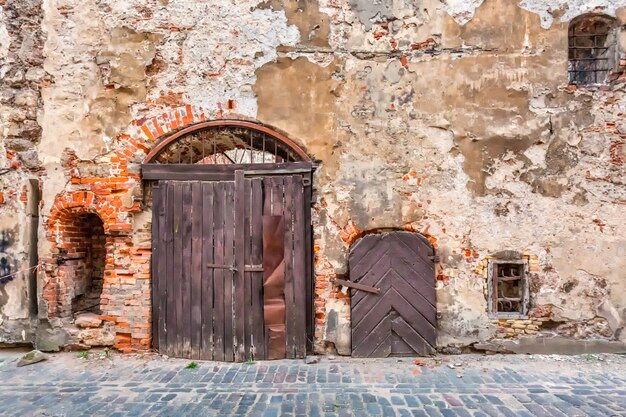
[172,182,184,358]
[152,170,311,362]
[262,214,286,360]
[260,176,308,360]
[151,182,163,350]
[200,182,215,361]
[223,181,235,362]
[181,182,193,358]
[291,175,307,358]
[283,176,295,359]
[190,182,203,360]
[350,231,437,358]
[249,178,265,360]
[234,172,246,362]
[212,182,226,361]
[164,182,176,357]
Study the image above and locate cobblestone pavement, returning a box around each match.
[1,350,625,417]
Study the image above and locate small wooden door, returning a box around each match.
[150,170,310,362]
[349,232,436,357]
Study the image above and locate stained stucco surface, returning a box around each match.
[0,0,624,355]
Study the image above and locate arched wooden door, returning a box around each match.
[144,122,313,362]
[349,232,436,357]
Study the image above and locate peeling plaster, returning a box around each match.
[444,0,625,28]
[0,9,9,59]
[442,0,486,25]
[519,0,625,28]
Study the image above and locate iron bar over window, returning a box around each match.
[568,14,617,85]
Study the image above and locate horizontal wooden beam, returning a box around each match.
[142,162,312,181]
[332,278,380,294]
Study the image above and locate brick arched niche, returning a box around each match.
[42,191,132,348]
[44,210,106,318]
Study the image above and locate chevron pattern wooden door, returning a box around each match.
[349,232,436,357]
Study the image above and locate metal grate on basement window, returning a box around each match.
[488,259,530,318]
[568,14,617,85]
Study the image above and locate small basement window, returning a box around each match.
[488,259,529,318]
[568,14,618,85]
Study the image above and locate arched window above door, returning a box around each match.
[144,120,310,165]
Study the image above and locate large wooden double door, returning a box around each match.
[149,164,312,362]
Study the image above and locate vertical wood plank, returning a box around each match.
[190,182,203,360]
[212,182,225,361]
[242,177,251,359]
[292,175,307,358]
[282,176,295,358]
[201,182,215,361]
[303,173,313,354]
[223,181,235,362]
[234,171,246,362]
[165,182,176,357]
[271,177,285,359]
[251,178,265,360]
[262,178,271,357]
[151,182,161,350]
[172,182,183,358]
[262,214,286,359]
[271,176,284,216]
[157,183,169,353]
[242,177,252,360]
[181,182,193,358]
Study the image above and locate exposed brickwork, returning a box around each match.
[42,210,105,318]
[41,106,209,351]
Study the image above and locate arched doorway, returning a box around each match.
[348,231,436,357]
[142,121,313,362]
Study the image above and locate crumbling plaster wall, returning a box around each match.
[254,0,626,354]
[10,0,623,353]
[0,0,44,345]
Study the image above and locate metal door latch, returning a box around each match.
[206,264,237,272]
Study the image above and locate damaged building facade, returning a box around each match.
[0,0,625,358]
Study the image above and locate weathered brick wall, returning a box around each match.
[36,107,207,351]
[0,0,624,355]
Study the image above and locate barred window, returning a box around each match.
[488,258,529,318]
[568,14,618,85]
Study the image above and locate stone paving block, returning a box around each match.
[423,405,444,417]
[541,405,569,417]
[0,354,625,417]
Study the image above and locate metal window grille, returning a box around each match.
[488,259,530,318]
[568,15,617,85]
[149,125,304,165]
